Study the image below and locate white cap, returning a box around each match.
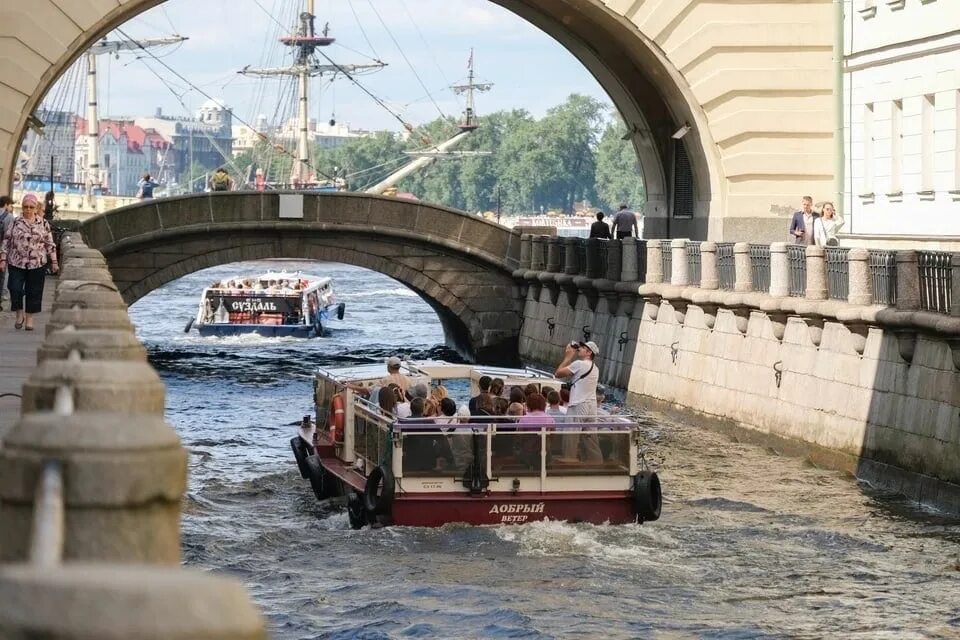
[386,356,402,368]
[584,341,600,355]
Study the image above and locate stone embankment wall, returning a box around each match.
[517,236,960,510]
[0,233,266,638]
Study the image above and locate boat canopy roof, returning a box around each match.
[205,272,332,295]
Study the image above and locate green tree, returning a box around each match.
[595,119,646,211]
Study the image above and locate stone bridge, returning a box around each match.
[78,192,524,362]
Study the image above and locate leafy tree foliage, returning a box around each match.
[241,94,647,213]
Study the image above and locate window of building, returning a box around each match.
[920,94,935,196]
[889,100,903,197]
[862,103,874,197]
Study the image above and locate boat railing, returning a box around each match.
[391,420,639,488]
[353,401,393,473]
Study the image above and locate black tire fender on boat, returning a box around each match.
[290,436,312,479]
[304,455,327,501]
[337,303,346,320]
[632,471,662,523]
[347,492,367,530]
[363,464,395,516]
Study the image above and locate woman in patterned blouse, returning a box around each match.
[0,193,59,330]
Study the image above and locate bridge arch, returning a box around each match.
[79,192,524,363]
[2,0,833,241]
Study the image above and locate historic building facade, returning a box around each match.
[844,0,960,247]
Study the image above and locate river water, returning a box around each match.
[130,259,960,639]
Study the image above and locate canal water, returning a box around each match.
[131,260,960,639]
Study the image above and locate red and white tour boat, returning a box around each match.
[290,361,662,528]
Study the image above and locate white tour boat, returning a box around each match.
[290,360,662,528]
[189,271,345,338]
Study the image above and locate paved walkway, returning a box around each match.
[0,277,56,441]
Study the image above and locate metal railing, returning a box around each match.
[869,250,897,306]
[686,241,702,286]
[661,240,673,283]
[787,245,806,297]
[917,251,953,314]
[716,243,735,290]
[749,244,771,293]
[825,247,849,301]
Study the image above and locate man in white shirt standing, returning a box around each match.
[555,340,603,462]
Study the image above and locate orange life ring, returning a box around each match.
[329,393,346,443]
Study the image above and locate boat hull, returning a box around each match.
[198,323,317,338]
[312,451,637,527]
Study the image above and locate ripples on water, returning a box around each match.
[130,260,960,639]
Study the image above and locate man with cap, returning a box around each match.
[380,356,412,397]
[555,341,603,462]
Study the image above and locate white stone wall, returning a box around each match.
[520,289,960,505]
[844,0,960,241]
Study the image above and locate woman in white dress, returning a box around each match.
[814,202,844,247]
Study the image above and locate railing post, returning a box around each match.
[848,248,873,305]
[895,250,921,311]
[605,240,622,281]
[620,237,639,281]
[952,253,960,317]
[769,242,789,297]
[645,239,663,284]
[563,237,579,275]
[585,238,604,279]
[671,239,689,286]
[546,237,562,273]
[734,242,753,292]
[530,235,546,271]
[519,234,532,271]
[805,245,828,300]
[700,242,718,290]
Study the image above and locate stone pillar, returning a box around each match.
[585,239,604,279]
[0,565,266,639]
[805,245,828,300]
[645,240,663,284]
[952,253,960,317]
[895,250,921,311]
[530,236,546,271]
[605,240,622,281]
[620,238,639,282]
[671,239,688,286]
[769,242,788,297]
[734,242,753,292]
[563,237,579,275]
[700,242,718,290]
[519,235,532,271]
[546,237,562,273]
[848,248,873,306]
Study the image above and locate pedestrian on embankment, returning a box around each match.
[0,193,58,331]
[0,195,15,310]
[611,204,639,240]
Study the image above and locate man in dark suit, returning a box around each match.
[789,195,818,245]
[589,212,611,239]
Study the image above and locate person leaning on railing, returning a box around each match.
[813,202,844,247]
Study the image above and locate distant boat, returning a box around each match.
[188,271,345,338]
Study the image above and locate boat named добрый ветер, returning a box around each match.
[290,360,662,528]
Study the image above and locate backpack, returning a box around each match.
[0,210,9,244]
[211,172,231,191]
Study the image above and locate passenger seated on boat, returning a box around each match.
[509,386,525,406]
[400,398,454,472]
[492,397,509,416]
[506,402,525,419]
[391,384,411,418]
[518,393,555,429]
[410,382,430,401]
[377,386,397,417]
[470,392,495,418]
[524,382,540,399]
[431,385,448,403]
[545,389,566,421]
[468,376,492,414]
[436,397,457,424]
[489,378,505,398]
[423,397,439,418]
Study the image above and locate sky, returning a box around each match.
[78,0,613,132]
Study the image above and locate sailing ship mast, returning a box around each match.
[82,36,187,206]
[239,0,384,185]
[365,50,492,195]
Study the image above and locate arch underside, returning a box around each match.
[105,229,523,364]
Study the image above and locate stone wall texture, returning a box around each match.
[519,288,960,511]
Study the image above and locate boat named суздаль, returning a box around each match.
[190,272,345,338]
[290,361,662,528]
